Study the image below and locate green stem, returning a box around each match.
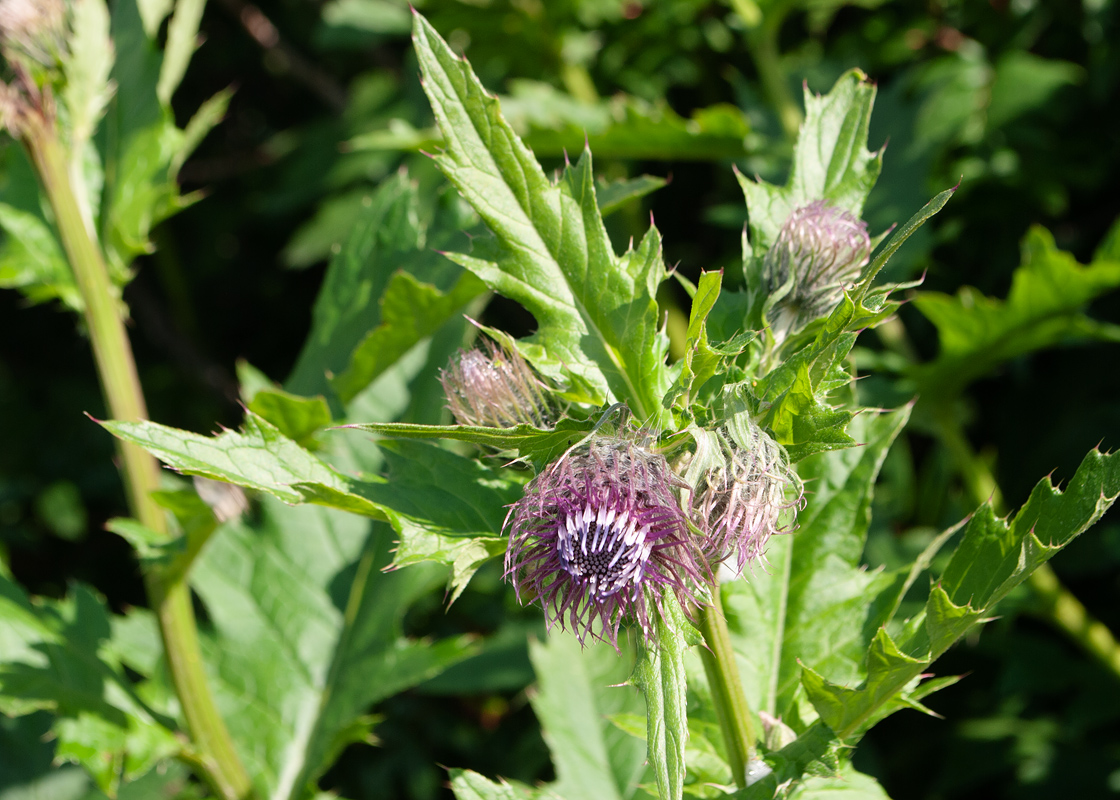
[699,595,755,789]
[934,404,1120,682]
[21,112,254,800]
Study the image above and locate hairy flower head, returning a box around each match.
[440,339,554,428]
[764,200,871,339]
[694,420,799,576]
[0,0,64,65]
[504,437,701,646]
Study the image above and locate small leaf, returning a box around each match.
[157,0,206,104]
[331,269,486,404]
[247,388,333,447]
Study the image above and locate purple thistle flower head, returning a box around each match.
[440,339,553,428]
[764,200,871,339]
[504,437,702,646]
[694,420,800,576]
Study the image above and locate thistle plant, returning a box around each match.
[7,7,1120,800]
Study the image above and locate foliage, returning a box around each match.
[3,1,1120,800]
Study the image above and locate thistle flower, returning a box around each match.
[440,339,554,428]
[504,438,701,646]
[694,420,799,576]
[764,200,871,340]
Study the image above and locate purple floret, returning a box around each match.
[505,438,701,646]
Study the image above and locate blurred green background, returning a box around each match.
[2,0,1119,797]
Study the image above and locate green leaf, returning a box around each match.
[723,407,909,725]
[529,633,649,800]
[344,417,595,465]
[911,226,1120,399]
[802,446,1120,742]
[412,13,672,426]
[285,172,481,403]
[790,763,892,800]
[738,70,881,256]
[247,389,334,448]
[101,413,524,593]
[449,769,556,800]
[191,498,477,799]
[0,201,77,309]
[156,0,206,104]
[332,269,486,404]
[0,577,179,794]
[631,593,701,800]
[596,175,668,216]
[350,82,754,161]
[987,52,1083,131]
[62,0,115,232]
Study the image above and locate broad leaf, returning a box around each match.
[188,501,477,800]
[285,173,483,403]
[528,633,649,800]
[412,13,672,426]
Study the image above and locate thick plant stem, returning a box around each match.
[21,113,254,800]
[699,595,755,790]
[935,406,1120,682]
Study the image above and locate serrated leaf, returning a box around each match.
[723,407,909,725]
[285,172,478,402]
[191,498,477,800]
[528,632,649,800]
[802,447,1120,742]
[911,226,1120,399]
[412,13,671,426]
[102,413,525,594]
[449,769,559,800]
[631,593,702,800]
[0,577,179,794]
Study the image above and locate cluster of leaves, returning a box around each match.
[4,1,1120,800]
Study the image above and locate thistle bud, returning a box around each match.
[504,438,701,646]
[694,420,798,576]
[0,0,65,65]
[440,339,554,428]
[764,200,871,340]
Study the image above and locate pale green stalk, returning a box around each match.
[699,597,755,790]
[20,110,254,800]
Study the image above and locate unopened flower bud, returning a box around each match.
[764,200,871,339]
[440,340,554,428]
[505,437,702,646]
[0,0,65,65]
[694,420,798,576]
